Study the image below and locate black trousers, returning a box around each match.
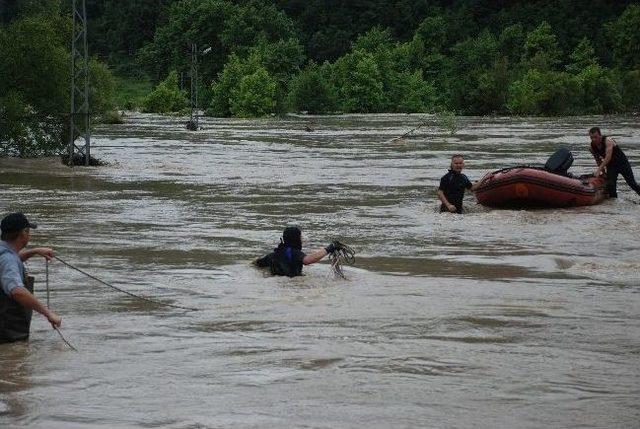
[606,156,640,198]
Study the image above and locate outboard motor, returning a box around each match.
[545,148,574,175]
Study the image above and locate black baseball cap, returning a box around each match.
[1,213,38,234]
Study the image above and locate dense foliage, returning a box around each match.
[0,1,115,156]
[2,0,640,136]
[129,0,640,117]
[142,71,189,113]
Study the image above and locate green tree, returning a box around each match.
[507,69,580,115]
[574,65,622,113]
[566,37,598,74]
[142,70,188,113]
[414,15,449,52]
[139,0,298,84]
[498,24,525,65]
[445,30,500,113]
[287,62,337,114]
[387,70,436,113]
[229,67,277,117]
[1,0,60,24]
[522,21,562,71]
[0,16,69,115]
[90,0,175,76]
[208,53,258,117]
[0,11,115,157]
[243,38,306,112]
[331,50,386,113]
[607,4,640,69]
[621,70,640,111]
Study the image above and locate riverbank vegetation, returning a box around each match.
[91,0,640,117]
[0,1,116,156]
[2,1,640,156]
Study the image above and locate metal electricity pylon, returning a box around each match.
[187,44,211,131]
[187,43,200,131]
[68,0,90,166]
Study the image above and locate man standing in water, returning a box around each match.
[255,226,342,277]
[589,127,640,198]
[0,213,61,343]
[437,154,481,213]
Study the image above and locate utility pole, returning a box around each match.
[187,43,199,131]
[187,44,211,131]
[68,0,91,166]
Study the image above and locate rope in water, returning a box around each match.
[46,259,78,351]
[328,241,356,279]
[53,256,199,311]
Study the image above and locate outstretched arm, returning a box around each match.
[19,247,54,262]
[10,286,61,327]
[303,248,329,265]
[302,241,342,265]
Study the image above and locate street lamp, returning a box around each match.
[186,44,212,131]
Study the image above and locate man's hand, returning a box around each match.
[46,310,62,328]
[325,241,341,254]
[20,247,54,262]
[33,247,54,261]
[447,203,457,212]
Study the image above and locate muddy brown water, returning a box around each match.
[0,113,639,428]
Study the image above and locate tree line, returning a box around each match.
[100,0,640,116]
[1,1,640,155]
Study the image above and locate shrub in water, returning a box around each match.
[142,71,188,114]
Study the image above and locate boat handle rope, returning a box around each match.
[52,256,200,311]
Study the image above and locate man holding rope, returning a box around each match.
[0,213,61,343]
[255,226,347,277]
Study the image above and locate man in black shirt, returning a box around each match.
[437,154,480,213]
[589,127,640,198]
[255,226,341,277]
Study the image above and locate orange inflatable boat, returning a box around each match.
[475,166,607,208]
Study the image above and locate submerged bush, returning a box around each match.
[229,67,277,117]
[287,62,336,114]
[507,70,580,115]
[574,65,622,114]
[142,70,188,113]
[621,70,640,111]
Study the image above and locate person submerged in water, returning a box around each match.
[437,154,482,213]
[589,127,640,198]
[254,226,342,277]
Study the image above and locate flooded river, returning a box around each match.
[1,114,639,428]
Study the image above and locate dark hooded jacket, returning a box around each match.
[255,227,306,277]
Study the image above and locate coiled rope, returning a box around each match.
[53,256,199,311]
[328,241,355,279]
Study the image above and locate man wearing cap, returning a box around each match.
[1,212,61,343]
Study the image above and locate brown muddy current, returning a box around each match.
[0,114,639,428]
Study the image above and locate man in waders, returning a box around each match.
[589,127,640,198]
[0,213,61,343]
[437,154,481,213]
